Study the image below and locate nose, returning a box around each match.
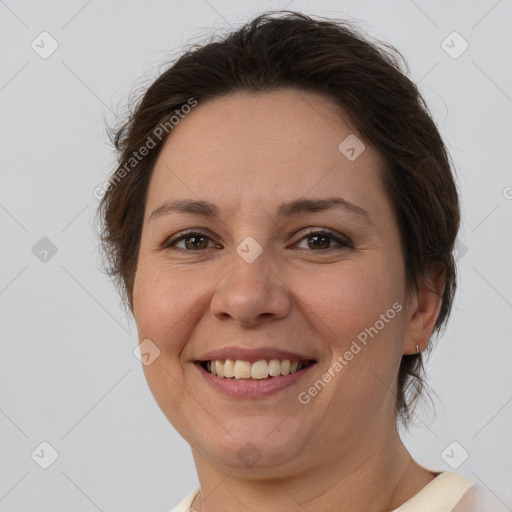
[210,248,291,327]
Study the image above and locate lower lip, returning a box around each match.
[194,362,317,399]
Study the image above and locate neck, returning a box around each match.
[190,430,437,512]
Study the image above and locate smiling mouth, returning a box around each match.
[198,359,316,380]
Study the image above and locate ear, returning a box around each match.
[402,264,445,355]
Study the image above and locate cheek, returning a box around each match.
[133,265,184,346]
[133,265,201,423]
[296,263,406,408]
[133,263,213,357]
[292,259,403,349]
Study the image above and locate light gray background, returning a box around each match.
[1,1,511,510]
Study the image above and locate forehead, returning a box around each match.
[146,89,387,220]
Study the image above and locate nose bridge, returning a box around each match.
[210,239,290,325]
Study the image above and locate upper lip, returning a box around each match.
[195,347,316,363]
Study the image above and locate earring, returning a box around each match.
[416,345,420,355]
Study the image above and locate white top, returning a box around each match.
[169,471,511,512]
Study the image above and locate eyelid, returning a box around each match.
[162,227,353,251]
[162,228,221,250]
[291,227,353,249]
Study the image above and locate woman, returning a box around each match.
[97,11,508,512]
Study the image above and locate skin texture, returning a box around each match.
[132,89,443,511]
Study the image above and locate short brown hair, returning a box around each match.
[97,11,460,426]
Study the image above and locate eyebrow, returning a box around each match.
[148,197,371,223]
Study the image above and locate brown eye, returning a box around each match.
[183,234,209,250]
[307,234,332,250]
[164,231,218,251]
[295,230,352,251]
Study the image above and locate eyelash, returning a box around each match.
[162,228,353,252]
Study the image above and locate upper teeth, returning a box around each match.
[206,359,308,379]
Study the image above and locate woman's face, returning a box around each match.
[133,89,417,473]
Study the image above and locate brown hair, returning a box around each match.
[96,11,460,426]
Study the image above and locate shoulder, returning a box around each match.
[452,484,512,511]
[393,471,472,511]
[392,471,510,511]
[168,487,200,512]
[392,471,492,512]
